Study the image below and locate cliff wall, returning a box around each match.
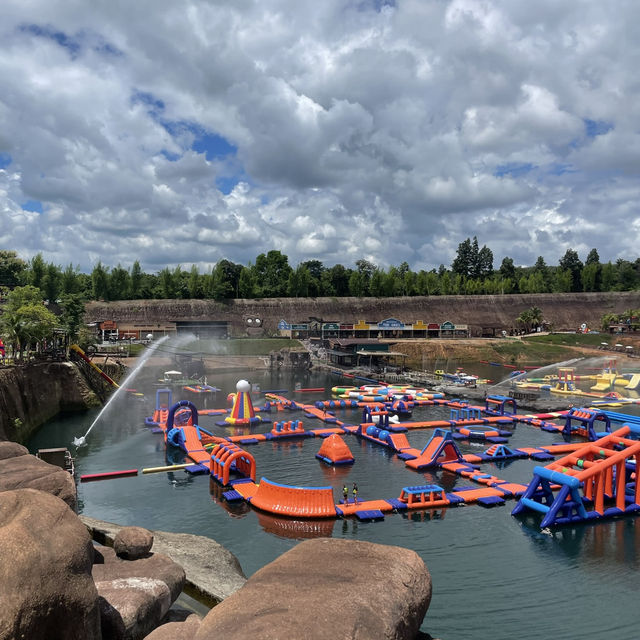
[0,363,100,443]
[84,291,640,336]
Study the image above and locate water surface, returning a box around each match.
[28,364,640,639]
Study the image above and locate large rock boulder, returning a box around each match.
[143,614,201,640]
[81,515,247,604]
[92,545,186,640]
[0,488,101,640]
[0,440,77,509]
[194,538,432,640]
[114,526,154,560]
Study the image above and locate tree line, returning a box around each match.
[0,240,639,303]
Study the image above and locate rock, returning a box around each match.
[92,545,186,640]
[0,488,101,640]
[0,441,28,460]
[143,614,201,640]
[115,526,154,560]
[194,538,431,640]
[81,515,247,604]
[0,441,77,509]
[149,531,246,604]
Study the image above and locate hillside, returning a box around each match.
[84,291,640,337]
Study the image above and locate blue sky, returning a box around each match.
[1,0,639,274]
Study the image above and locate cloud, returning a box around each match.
[0,0,639,276]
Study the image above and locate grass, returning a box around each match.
[492,340,571,363]
[524,333,608,347]
[182,337,303,356]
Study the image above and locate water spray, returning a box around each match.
[73,335,169,448]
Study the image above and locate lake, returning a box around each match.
[28,361,640,639]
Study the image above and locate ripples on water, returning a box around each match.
[28,365,640,640]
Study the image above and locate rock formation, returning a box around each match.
[193,537,432,640]
[93,544,185,640]
[0,440,77,509]
[0,361,99,442]
[0,489,101,640]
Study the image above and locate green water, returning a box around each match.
[28,364,640,639]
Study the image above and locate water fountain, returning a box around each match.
[72,335,169,447]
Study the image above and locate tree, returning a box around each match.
[59,293,86,340]
[615,259,639,291]
[158,267,175,298]
[61,264,82,295]
[559,249,583,292]
[369,269,386,297]
[452,238,473,277]
[253,251,292,297]
[91,262,110,300]
[29,253,46,291]
[553,269,573,293]
[476,245,494,278]
[287,264,311,297]
[130,261,143,299]
[349,260,376,297]
[0,251,27,287]
[516,309,533,333]
[323,264,350,296]
[237,266,256,299]
[0,285,57,360]
[301,260,323,297]
[42,262,61,302]
[109,264,130,300]
[601,261,616,291]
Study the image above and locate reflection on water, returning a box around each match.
[256,511,336,540]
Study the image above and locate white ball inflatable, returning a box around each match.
[236,379,251,393]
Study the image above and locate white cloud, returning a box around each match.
[0,0,639,275]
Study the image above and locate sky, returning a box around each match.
[1,0,639,275]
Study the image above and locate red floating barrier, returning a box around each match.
[80,469,138,482]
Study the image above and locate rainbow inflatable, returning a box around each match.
[225,379,262,426]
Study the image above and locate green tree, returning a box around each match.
[601,261,616,291]
[130,261,143,299]
[323,264,350,296]
[559,249,583,292]
[615,259,638,291]
[0,251,27,287]
[253,251,292,297]
[158,267,175,298]
[59,293,86,340]
[29,253,46,291]
[42,262,61,302]
[91,262,110,300]
[553,269,573,293]
[0,285,57,360]
[109,264,130,300]
[61,264,82,295]
[287,264,311,297]
[188,265,203,299]
[237,266,256,299]
[301,260,323,297]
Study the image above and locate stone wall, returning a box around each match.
[0,363,100,443]
[84,291,640,337]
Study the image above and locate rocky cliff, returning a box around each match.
[84,291,640,336]
[0,363,100,443]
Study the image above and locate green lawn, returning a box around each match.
[524,332,608,347]
[182,337,303,356]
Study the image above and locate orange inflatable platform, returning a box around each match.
[249,477,338,518]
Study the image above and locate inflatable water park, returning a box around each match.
[79,356,640,531]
